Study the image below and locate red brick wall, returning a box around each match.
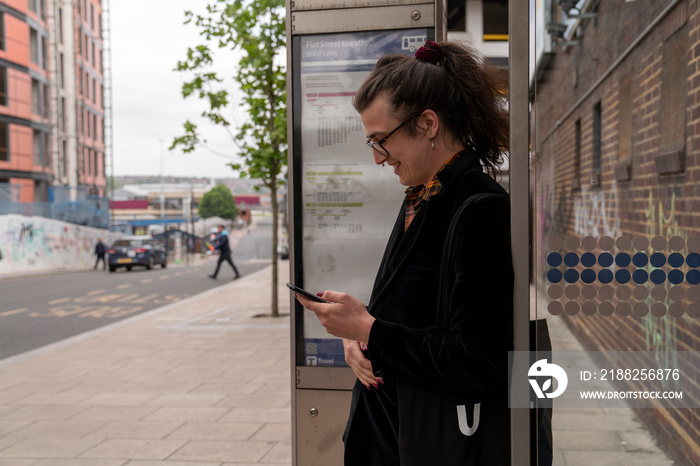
[533,1,700,464]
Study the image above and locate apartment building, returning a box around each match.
[0,0,106,205]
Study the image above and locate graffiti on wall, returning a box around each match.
[642,191,683,370]
[574,187,621,239]
[538,184,574,276]
[0,214,117,275]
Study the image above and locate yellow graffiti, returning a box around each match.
[642,191,682,375]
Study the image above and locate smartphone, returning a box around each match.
[286,282,330,303]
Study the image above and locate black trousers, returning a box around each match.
[94,254,105,269]
[212,252,240,278]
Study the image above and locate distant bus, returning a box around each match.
[402,35,427,52]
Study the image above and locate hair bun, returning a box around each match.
[415,40,441,65]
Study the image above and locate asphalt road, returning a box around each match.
[0,221,275,361]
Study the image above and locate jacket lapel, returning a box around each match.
[370,193,443,305]
[368,150,483,308]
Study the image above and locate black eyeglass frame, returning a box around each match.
[366,111,423,157]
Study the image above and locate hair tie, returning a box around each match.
[415,40,441,65]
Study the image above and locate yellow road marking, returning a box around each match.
[48,297,71,305]
[131,293,159,304]
[141,279,153,284]
[175,272,183,276]
[117,284,132,289]
[0,308,28,317]
[159,275,169,280]
[86,289,105,296]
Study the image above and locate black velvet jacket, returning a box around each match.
[343,150,514,465]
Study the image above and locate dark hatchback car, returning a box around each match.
[107,236,167,272]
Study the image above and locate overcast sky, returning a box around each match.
[111,0,245,178]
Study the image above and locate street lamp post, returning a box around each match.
[159,139,165,219]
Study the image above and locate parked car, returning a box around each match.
[107,236,167,272]
[277,243,289,260]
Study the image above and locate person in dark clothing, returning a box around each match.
[209,224,241,280]
[294,40,513,465]
[94,238,106,270]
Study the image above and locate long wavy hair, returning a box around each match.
[353,40,509,177]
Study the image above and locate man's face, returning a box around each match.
[218,226,223,233]
[360,96,432,187]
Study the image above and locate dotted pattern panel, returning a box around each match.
[545,235,700,318]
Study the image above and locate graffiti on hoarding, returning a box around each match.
[0,214,117,274]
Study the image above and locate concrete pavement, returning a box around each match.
[0,263,292,465]
[0,261,677,465]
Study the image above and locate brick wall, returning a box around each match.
[533,1,700,464]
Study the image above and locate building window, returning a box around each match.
[591,101,602,187]
[447,0,466,32]
[483,0,508,41]
[58,8,63,44]
[0,122,8,161]
[615,74,634,182]
[59,53,64,88]
[42,83,48,118]
[59,97,65,132]
[0,12,5,51]
[43,132,49,169]
[656,23,688,175]
[31,79,41,115]
[61,140,67,177]
[30,28,40,65]
[0,67,6,106]
[33,130,43,166]
[42,35,47,70]
[34,180,45,202]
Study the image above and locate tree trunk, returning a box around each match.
[270,177,279,318]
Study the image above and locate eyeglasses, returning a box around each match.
[366,111,423,157]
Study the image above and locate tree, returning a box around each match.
[199,184,239,220]
[171,0,286,317]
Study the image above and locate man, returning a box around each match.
[209,224,241,280]
[94,238,106,270]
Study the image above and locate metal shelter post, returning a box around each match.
[509,0,531,463]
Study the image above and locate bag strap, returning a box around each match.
[437,192,498,314]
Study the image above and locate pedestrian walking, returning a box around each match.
[294,40,513,465]
[94,238,106,270]
[208,224,241,280]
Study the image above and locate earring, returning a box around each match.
[430,139,435,149]
[381,163,386,167]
